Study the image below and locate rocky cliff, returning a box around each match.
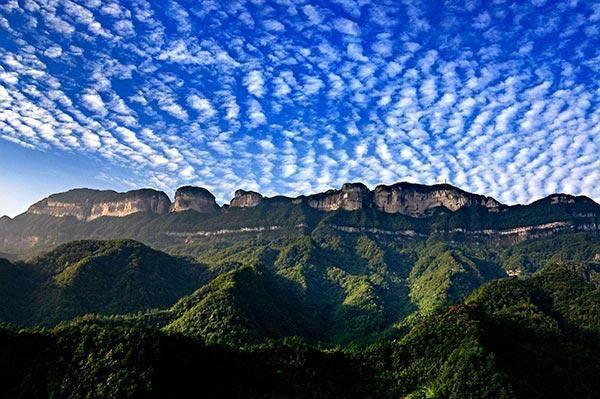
[23,182,504,219]
[230,190,263,208]
[27,188,171,221]
[305,183,372,211]
[3,182,599,255]
[170,186,218,213]
[19,182,596,227]
[372,182,502,216]
[228,182,501,216]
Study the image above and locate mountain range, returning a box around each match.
[1,182,599,398]
[1,182,599,257]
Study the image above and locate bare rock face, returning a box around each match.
[230,190,263,208]
[307,183,371,211]
[24,182,504,221]
[170,186,218,213]
[88,190,171,220]
[373,183,501,216]
[240,182,500,216]
[27,189,171,221]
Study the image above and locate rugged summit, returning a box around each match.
[228,182,502,216]
[534,193,594,205]
[230,190,263,208]
[26,188,171,221]
[170,186,218,213]
[372,182,502,216]
[21,182,504,220]
[305,183,372,211]
[1,181,599,256]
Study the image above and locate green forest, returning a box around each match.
[1,230,599,398]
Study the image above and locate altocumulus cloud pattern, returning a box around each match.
[0,0,599,204]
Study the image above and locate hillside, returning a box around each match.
[0,240,213,326]
[1,259,598,398]
[2,232,600,348]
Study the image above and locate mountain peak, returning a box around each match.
[223,181,502,216]
[26,188,171,221]
[531,193,597,207]
[171,186,218,213]
[230,189,263,208]
[341,182,370,191]
[373,181,501,215]
[306,182,373,211]
[21,181,600,222]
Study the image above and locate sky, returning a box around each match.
[0,0,599,217]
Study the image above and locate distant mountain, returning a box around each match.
[26,188,171,221]
[19,182,504,219]
[1,183,600,397]
[1,182,599,257]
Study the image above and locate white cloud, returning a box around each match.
[334,18,360,36]
[180,165,195,178]
[0,0,599,209]
[0,72,18,85]
[347,42,368,62]
[44,45,63,58]
[245,70,265,97]
[247,99,266,127]
[263,19,285,32]
[303,75,323,95]
[188,94,216,119]
[302,5,323,25]
[81,91,107,115]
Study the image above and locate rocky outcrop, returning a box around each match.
[227,182,502,216]
[27,188,171,221]
[21,182,594,225]
[230,190,263,208]
[302,182,501,216]
[4,182,600,254]
[306,183,372,211]
[373,183,502,216]
[170,186,218,213]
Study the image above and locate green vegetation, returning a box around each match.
[1,256,599,398]
[1,240,211,326]
[1,204,600,397]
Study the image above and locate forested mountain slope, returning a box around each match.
[1,259,598,399]
[2,232,600,348]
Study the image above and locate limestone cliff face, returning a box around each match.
[306,183,372,211]
[24,182,503,221]
[301,182,500,216]
[230,190,263,208]
[373,183,502,216]
[227,182,502,216]
[170,186,218,213]
[27,188,171,221]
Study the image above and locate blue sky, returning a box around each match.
[0,0,599,216]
